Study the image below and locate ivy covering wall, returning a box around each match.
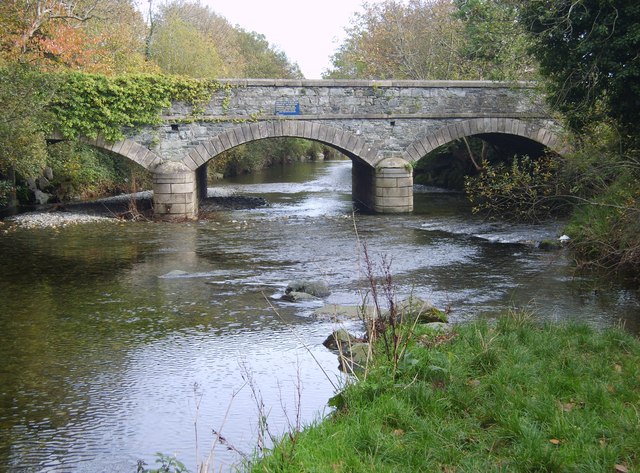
[52,73,226,141]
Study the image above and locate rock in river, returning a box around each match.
[281,291,318,302]
[285,279,330,297]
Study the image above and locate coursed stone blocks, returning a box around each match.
[373,157,413,213]
[152,162,198,220]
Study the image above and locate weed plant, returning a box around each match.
[250,312,640,472]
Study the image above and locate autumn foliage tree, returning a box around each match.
[0,0,150,73]
[326,0,470,79]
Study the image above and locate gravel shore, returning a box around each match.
[5,212,115,229]
[1,188,266,229]
[2,191,153,229]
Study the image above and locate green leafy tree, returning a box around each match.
[236,30,302,79]
[149,1,244,76]
[148,0,301,79]
[514,1,640,278]
[0,65,54,177]
[148,11,224,78]
[0,64,55,207]
[454,0,536,80]
[516,0,640,137]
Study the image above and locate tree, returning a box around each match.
[513,1,640,277]
[148,1,235,77]
[148,0,302,79]
[148,11,225,78]
[83,0,153,74]
[454,0,536,80]
[516,0,640,138]
[0,0,150,73]
[326,0,469,80]
[236,30,302,79]
[0,64,55,207]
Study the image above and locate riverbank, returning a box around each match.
[250,314,640,472]
[1,189,268,229]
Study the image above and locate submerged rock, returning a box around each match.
[313,304,376,321]
[159,270,189,278]
[538,239,563,251]
[200,195,268,211]
[281,291,318,302]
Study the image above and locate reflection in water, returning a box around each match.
[0,160,638,472]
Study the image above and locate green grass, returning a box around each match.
[249,313,640,472]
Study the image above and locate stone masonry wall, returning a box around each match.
[129,80,552,165]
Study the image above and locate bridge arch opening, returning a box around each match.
[198,136,352,202]
[407,118,567,191]
[44,137,155,211]
[176,120,376,173]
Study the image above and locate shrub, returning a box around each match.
[464,154,567,222]
[565,173,640,278]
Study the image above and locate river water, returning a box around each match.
[1,160,638,472]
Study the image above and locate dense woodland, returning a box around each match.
[0,0,639,280]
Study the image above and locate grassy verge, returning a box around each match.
[250,313,640,472]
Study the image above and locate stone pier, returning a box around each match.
[374,156,413,213]
[152,162,198,220]
[352,155,413,213]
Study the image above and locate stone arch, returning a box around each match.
[404,118,569,163]
[177,120,375,171]
[80,135,162,170]
[48,131,162,170]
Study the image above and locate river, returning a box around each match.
[1,160,638,472]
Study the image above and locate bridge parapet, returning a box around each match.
[166,79,544,120]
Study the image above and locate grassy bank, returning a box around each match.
[250,314,639,472]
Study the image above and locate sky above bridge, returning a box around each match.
[204,0,392,79]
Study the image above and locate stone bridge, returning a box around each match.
[75,79,567,220]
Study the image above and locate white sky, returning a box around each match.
[202,0,379,79]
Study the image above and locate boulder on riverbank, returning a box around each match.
[390,296,448,324]
[322,329,360,351]
[322,329,370,371]
[339,342,370,372]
